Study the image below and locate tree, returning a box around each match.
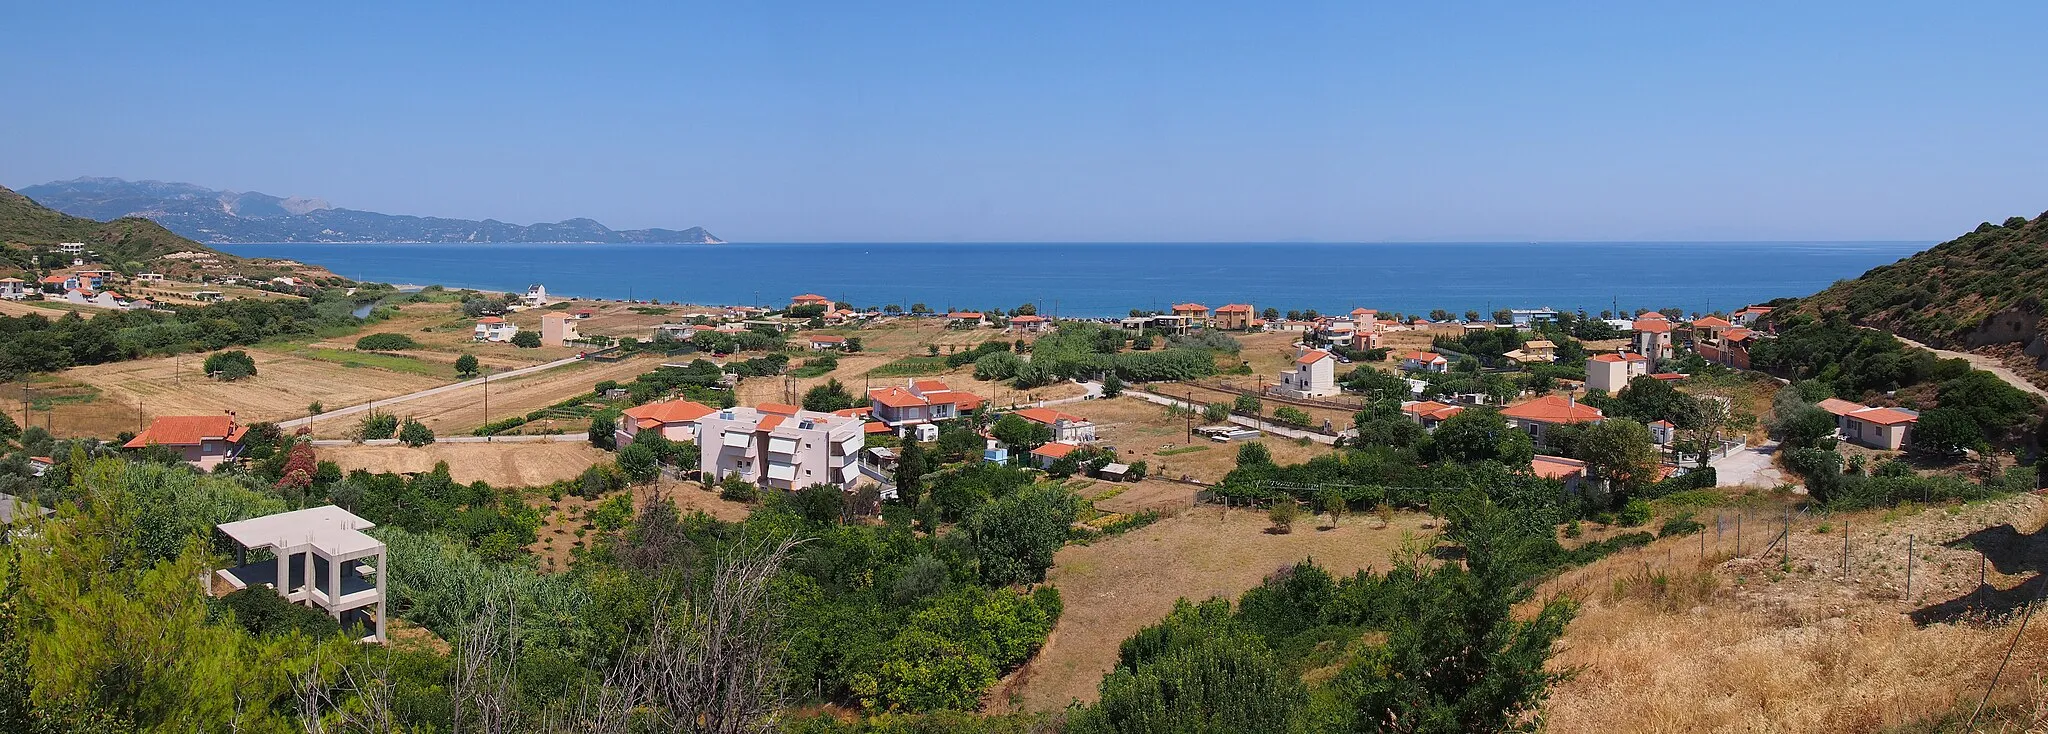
[1202,402,1231,422]
[1236,441,1272,468]
[1233,393,1262,415]
[589,413,617,450]
[354,333,417,350]
[511,330,542,348]
[894,441,929,504]
[968,484,1081,585]
[274,434,317,493]
[1102,372,1125,398]
[455,353,480,377]
[1320,486,1348,527]
[990,414,1053,453]
[1573,419,1660,492]
[1911,407,1982,456]
[1427,409,1533,466]
[618,443,660,483]
[358,413,398,441]
[202,350,257,381]
[789,483,845,527]
[397,418,435,447]
[801,379,857,413]
[1272,406,1311,426]
[1066,600,1308,734]
[1267,501,1299,533]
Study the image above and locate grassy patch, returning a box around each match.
[865,356,949,377]
[1156,445,1212,457]
[297,348,453,379]
[27,384,101,410]
[628,306,673,315]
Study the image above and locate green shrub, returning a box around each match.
[1617,499,1652,526]
[719,474,759,503]
[203,350,258,381]
[354,333,419,351]
[1658,513,1705,537]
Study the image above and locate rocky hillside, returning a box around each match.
[1797,211,2048,369]
[0,184,331,280]
[20,177,724,244]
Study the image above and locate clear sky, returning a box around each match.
[4,2,2045,242]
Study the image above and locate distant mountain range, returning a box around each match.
[17,177,723,245]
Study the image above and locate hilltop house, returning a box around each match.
[474,317,517,342]
[1818,398,1918,451]
[1501,395,1605,445]
[1731,305,1774,327]
[1585,352,1650,393]
[1171,303,1210,327]
[1401,351,1450,373]
[1276,349,1340,398]
[698,406,866,491]
[215,506,387,643]
[617,399,717,446]
[867,379,986,436]
[540,312,579,346]
[1011,407,1098,444]
[1213,304,1255,330]
[125,414,250,470]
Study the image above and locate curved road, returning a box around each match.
[278,355,588,429]
[1892,335,2047,400]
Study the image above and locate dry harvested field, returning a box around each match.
[0,300,102,319]
[315,303,577,368]
[61,350,447,429]
[529,479,753,572]
[841,317,1013,356]
[1167,379,1363,432]
[997,505,1437,712]
[319,440,607,487]
[1058,396,1336,483]
[1540,493,2048,732]
[739,352,1085,409]
[318,354,659,438]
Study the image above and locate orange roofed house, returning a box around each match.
[616,399,717,447]
[1212,304,1255,330]
[1011,407,1097,444]
[1171,303,1210,327]
[698,406,866,491]
[1818,398,1918,451]
[1631,313,1675,365]
[125,414,250,470]
[790,293,832,309]
[1500,394,1604,445]
[867,379,986,437]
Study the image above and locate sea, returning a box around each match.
[217,241,1928,318]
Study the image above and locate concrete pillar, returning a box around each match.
[276,549,289,599]
[375,550,387,644]
[327,553,341,620]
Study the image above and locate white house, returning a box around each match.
[1818,398,1918,451]
[1276,349,1339,398]
[807,334,848,351]
[1401,351,1450,373]
[474,317,517,342]
[0,278,26,300]
[524,284,548,307]
[867,379,986,435]
[698,406,866,491]
[1011,407,1098,444]
[216,506,388,643]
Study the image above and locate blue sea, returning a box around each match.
[218,241,1927,318]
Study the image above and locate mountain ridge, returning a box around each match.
[18,177,724,245]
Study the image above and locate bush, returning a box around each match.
[511,330,542,348]
[358,413,398,441]
[1268,501,1300,533]
[588,494,634,531]
[1233,393,1263,415]
[203,350,258,381]
[397,418,435,447]
[1272,406,1311,426]
[1658,514,1704,537]
[617,443,659,483]
[353,333,418,351]
[1617,498,1651,526]
[1202,402,1231,422]
[455,353,479,377]
[718,474,759,503]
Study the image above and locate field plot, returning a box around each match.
[998,506,1436,712]
[529,480,753,573]
[58,350,447,429]
[0,300,103,319]
[1059,396,1336,483]
[319,441,607,487]
[318,355,658,438]
[311,303,576,368]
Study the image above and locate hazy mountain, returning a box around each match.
[18,177,723,244]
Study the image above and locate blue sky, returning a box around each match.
[4,2,2045,242]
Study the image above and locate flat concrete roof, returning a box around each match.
[218,505,382,556]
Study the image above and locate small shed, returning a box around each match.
[1097,463,1133,482]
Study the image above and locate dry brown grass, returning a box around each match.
[1056,396,1336,483]
[527,480,753,573]
[319,440,608,487]
[321,354,659,438]
[55,350,446,429]
[996,505,1436,713]
[1540,495,2048,733]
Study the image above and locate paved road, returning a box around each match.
[1039,380,1106,406]
[311,433,590,448]
[1712,438,1789,490]
[1892,335,2048,400]
[1126,389,1347,445]
[280,355,588,429]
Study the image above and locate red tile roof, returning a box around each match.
[1723,328,1755,342]
[1851,407,1919,426]
[869,386,929,409]
[1531,455,1587,480]
[1010,315,1047,323]
[125,415,246,448]
[1632,318,1673,334]
[1171,303,1208,312]
[476,316,506,324]
[1405,351,1444,362]
[1501,395,1604,424]
[808,335,847,343]
[792,294,829,302]
[1402,400,1464,421]
[864,422,892,434]
[1032,442,1081,459]
[948,312,984,319]
[1691,316,1732,328]
[912,379,950,393]
[622,400,715,424]
[1214,304,1254,313]
[1817,398,1866,417]
[757,402,800,416]
[754,415,786,432]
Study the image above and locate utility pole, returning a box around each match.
[1186,389,1194,442]
[482,373,490,442]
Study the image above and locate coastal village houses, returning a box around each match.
[1171,303,1210,327]
[1585,352,1650,394]
[125,414,250,470]
[867,379,986,437]
[1501,394,1605,446]
[791,293,832,309]
[1818,398,1918,451]
[1731,305,1774,327]
[1213,303,1255,330]
[216,506,388,643]
[616,399,717,447]
[474,316,517,342]
[1632,313,1675,365]
[1009,314,1050,333]
[698,405,865,491]
[1011,407,1098,444]
[1276,348,1340,398]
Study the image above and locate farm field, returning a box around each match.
[1057,396,1337,483]
[529,480,753,573]
[55,350,448,430]
[318,440,608,487]
[312,354,659,438]
[0,300,104,319]
[996,505,1437,712]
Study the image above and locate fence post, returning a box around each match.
[1736,514,1743,556]
[1843,522,1850,574]
[1906,534,1915,602]
[1782,508,1791,568]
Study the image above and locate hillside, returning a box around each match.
[20,177,724,244]
[1798,211,2048,371]
[0,184,222,264]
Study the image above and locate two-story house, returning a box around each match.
[867,379,986,436]
[474,317,518,342]
[1011,407,1098,444]
[1632,313,1675,365]
[1212,304,1255,330]
[1171,303,1210,327]
[216,506,388,643]
[1401,351,1450,373]
[616,399,717,446]
[1585,352,1650,393]
[698,406,865,491]
[1500,395,1605,446]
[125,414,250,470]
[1276,349,1339,398]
